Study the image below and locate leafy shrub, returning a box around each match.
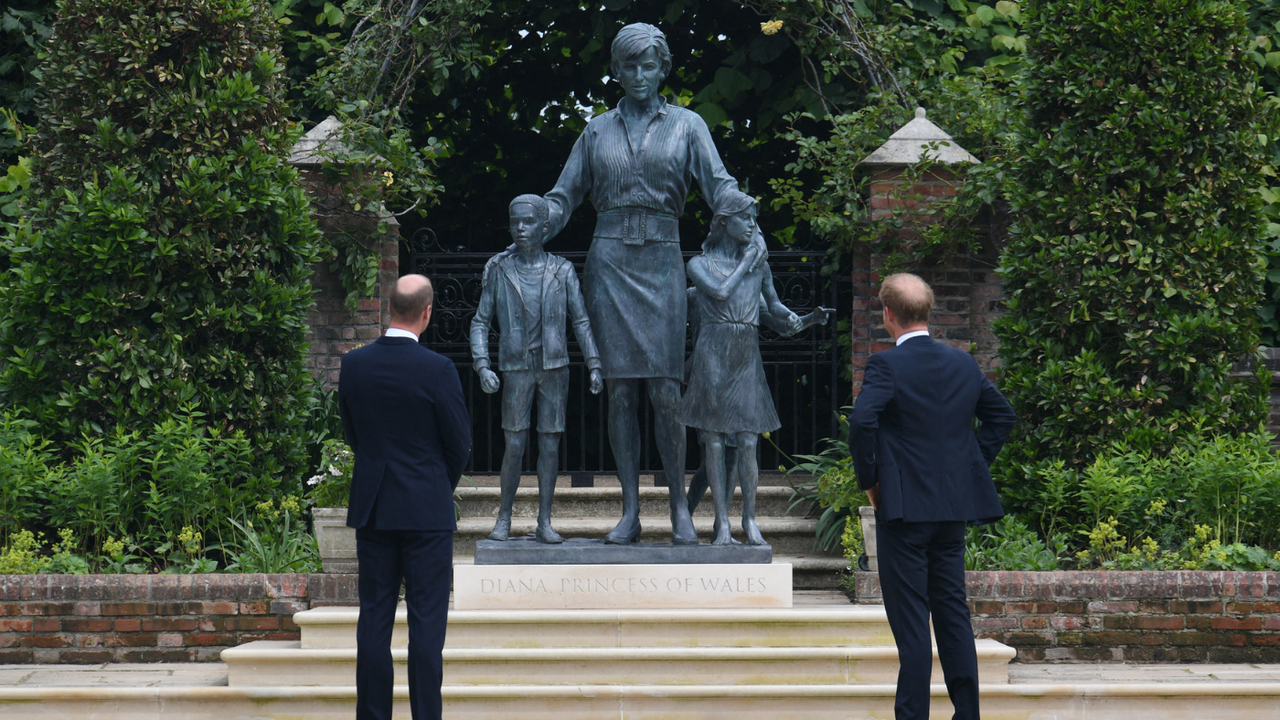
[994,0,1275,513]
[224,497,319,573]
[966,516,1069,572]
[306,438,353,508]
[786,410,862,553]
[0,0,320,480]
[0,529,89,574]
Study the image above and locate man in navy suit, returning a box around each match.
[339,274,472,720]
[851,273,1015,720]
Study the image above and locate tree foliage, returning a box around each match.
[0,0,321,478]
[994,0,1274,513]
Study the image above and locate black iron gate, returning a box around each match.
[408,228,850,475]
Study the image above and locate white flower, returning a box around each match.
[307,475,323,486]
[328,465,342,477]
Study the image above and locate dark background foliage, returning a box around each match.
[0,0,321,478]
[993,0,1275,513]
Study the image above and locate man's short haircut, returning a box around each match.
[611,23,672,79]
[879,273,933,327]
[509,194,549,224]
[389,275,434,323]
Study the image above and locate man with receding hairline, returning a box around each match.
[339,273,471,720]
[851,272,1015,720]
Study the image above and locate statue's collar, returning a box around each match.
[616,95,670,117]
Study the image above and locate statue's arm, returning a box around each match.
[686,114,740,213]
[564,264,602,372]
[759,263,801,335]
[469,272,498,372]
[545,130,593,240]
[687,251,759,302]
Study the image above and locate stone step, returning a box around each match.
[454,485,812,519]
[462,472,803,489]
[5,683,1280,720]
[9,682,1280,720]
[293,605,895,650]
[221,639,1015,687]
[452,517,830,556]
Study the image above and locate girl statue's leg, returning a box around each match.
[735,432,766,545]
[535,432,564,544]
[700,429,733,545]
[489,429,528,541]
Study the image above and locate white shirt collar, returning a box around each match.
[896,329,930,346]
[385,328,419,342]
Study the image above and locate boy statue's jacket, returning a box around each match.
[470,253,602,373]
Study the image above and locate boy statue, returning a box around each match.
[469,194,604,543]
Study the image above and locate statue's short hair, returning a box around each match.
[509,194,549,224]
[879,273,933,327]
[611,23,672,79]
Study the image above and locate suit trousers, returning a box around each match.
[876,518,979,720]
[355,528,453,720]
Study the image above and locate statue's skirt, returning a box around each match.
[584,235,686,381]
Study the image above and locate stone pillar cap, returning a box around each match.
[289,115,386,167]
[860,107,979,167]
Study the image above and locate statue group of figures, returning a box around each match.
[468,23,830,548]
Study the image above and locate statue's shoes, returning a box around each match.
[604,518,641,545]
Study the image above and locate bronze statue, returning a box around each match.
[470,194,604,544]
[678,192,830,545]
[539,23,760,545]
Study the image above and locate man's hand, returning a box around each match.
[865,483,881,512]
[479,368,500,394]
[589,368,604,395]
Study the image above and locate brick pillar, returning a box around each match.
[852,166,1004,396]
[292,167,399,389]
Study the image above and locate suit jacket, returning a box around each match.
[851,335,1015,525]
[469,254,602,373]
[339,336,472,531]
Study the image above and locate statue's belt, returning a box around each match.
[595,209,679,245]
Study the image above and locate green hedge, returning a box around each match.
[0,0,320,477]
[994,0,1275,513]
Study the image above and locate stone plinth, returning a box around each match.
[453,563,793,610]
[474,537,772,565]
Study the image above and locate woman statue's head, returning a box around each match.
[611,23,672,102]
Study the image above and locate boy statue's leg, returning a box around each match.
[535,432,563,543]
[489,429,527,541]
[491,368,537,542]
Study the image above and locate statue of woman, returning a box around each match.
[540,23,754,545]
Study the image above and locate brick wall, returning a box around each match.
[0,574,358,663]
[856,570,1280,662]
[294,167,399,389]
[851,166,1005,394]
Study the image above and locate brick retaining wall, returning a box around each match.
[0,574,358,663]
[857,570,1280,662]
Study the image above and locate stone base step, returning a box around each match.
[453,516,827,555]
[455,485,810,518]
[4,682,1280,719]
[294,605,896,650]
[222,639,1014,687]
[462,472,803,489]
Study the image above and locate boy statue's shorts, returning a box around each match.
[500,349,570,434]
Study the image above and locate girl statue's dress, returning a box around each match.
[677,254,780,436]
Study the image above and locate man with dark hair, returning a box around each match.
[851,272,1015,720]
[339,273,471,720]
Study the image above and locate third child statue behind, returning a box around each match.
[676,190,827,545]
[469,194,604,544]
